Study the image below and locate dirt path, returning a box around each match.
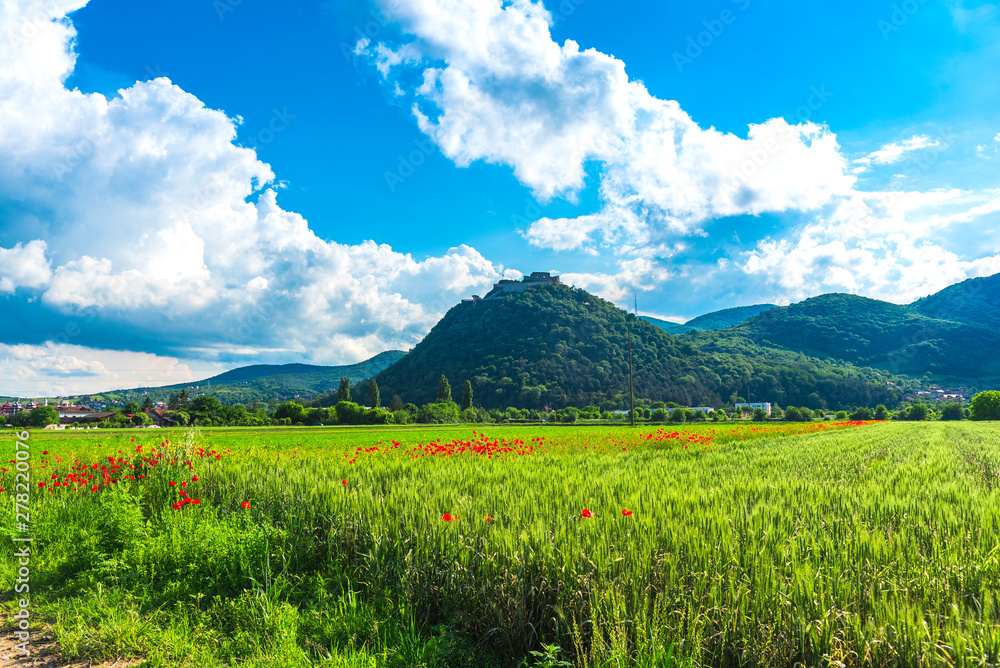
[0,621,142,668]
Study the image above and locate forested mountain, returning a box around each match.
[910,273,1000,330]
[685,303,777,330]
[89,351,407,405]
[638,315,694,335]
[375,284,899,411]
[736,293,1000,377]
[641,303,777,335]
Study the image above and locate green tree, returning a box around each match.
[165,410,190,426]
[123,401,142,415]
[752,407,767,422]
[11,411,31,428]
[651,407,668,422]
[940,403,964,421]
[971,390,1000,420]
[906,404,930,421]
[437,374,452,403]
[28,406,59,428]
[784,406,804,422]
[462,380,473,410]
[273,402,305,424]
[167,390,190,411]
[835,410,848,420]
[334,401,364,425]
[368,379,380,409]
[849,406,873,421]
[873,404,889,420]
[142,396,154,411]
[190,396,225,425]
[131,412,153,427]
[337,377,351,403]
[418,401,460,424]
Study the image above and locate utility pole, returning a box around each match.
[628,326,635,428]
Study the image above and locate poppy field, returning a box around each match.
[2,420,999,667]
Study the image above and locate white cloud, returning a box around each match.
[357,0,1000,315]
[0,240,52,293]
[0,0,508,376]
[0,342,216,397]
[362,0,854,247]
[853,135,943,173]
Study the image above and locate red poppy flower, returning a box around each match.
[240,501,251,510]
[168,481,176,486]
[91,485,98,492]
[42,451,48,455]
[621,509,633,516]
[442,513,458,522]
[341,479,347,485]
[485,516,493,522]
[580,508,594,518]
[191,475,199,482]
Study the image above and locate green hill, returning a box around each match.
[638,315,694,335]
[375,284,900,410]
[910,273,1000,331]
[90,351,407,405]
[685,303,777,330]
[642,304,777,335]
[736,293,1000,377]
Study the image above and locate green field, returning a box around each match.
[2,421,999,667]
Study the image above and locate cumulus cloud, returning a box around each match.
[0,0,507,384]
[359,0,1000,313]
[361,0,855,248]
[0,342,216,397]
[0,240,52,293]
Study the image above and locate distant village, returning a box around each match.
[1,398,178,428]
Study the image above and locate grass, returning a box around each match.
[1,421,998,666]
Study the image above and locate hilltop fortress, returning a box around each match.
[463,272,562,304]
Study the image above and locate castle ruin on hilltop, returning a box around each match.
[462,272,562,305]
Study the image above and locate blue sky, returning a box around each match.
[0,0,998,395]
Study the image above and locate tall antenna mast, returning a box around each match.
[634,292,638,315]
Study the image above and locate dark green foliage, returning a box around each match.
[334,401,363,424]
[337,377,351,403]
[911,273,1000,330]
[874,404,890,421]
[940,403,965,421]
[684,303,778,330]
[905,404,930,421]
[436,375,452,403]
[368,379,380,409]
[390,394,404,412]
[784,406,807,422]
[971,391,1000,420]
[462,380,473,410]
[28,405,59,427]
[274,402,305,424]
[418,401,460,424]
[737,293,1000,377]
[752,407,767,421]
[375,285,900,411]
[850,406,874,421]
[638,315,694,335]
